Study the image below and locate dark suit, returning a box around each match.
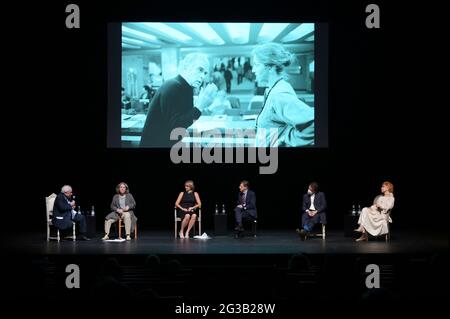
[52,192,87,234]
[234,190,257,226]
[140,75,201,147]
[301,191,327,231]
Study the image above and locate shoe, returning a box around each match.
[355,234,368,242]
[296,228,306,239]
[79,235,91,241]
[102,235,109,240]
[126,235,131,241]
[299,229,307,241]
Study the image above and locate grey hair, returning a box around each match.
[61,185,72,193]
[179,53,210,73]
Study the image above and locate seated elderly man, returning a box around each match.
[52,185,90,240]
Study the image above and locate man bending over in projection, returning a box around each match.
[140,53,218,147]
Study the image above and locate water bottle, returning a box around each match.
[357,204,362,215]
[351,205,356,216]
[77,206,81,214]
[91,205,95,217]
[215,204,219,215]
[222,204,226,214]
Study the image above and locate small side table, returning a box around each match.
[85,215,97,238]
[214,214,228,236]
[344,214,360,237]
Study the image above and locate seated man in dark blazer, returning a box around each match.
[52,185,90,240]
[234,180,257,234]
[297,182,327,240]
[140,53,218,147]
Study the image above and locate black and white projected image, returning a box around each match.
[113,22,323,148]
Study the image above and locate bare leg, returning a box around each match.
[186,214,197,238]
[180,215,190,238]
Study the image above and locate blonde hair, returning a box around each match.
[252,43,295,74]
[184,180,195,191]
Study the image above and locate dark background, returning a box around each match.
[6,0,448,235]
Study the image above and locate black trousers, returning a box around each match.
[301,212,326,231]
[235,207,255,226]
[71,213,87,234]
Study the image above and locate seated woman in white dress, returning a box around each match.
[355,181,395,242]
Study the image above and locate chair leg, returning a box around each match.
[134,223,137,239]
[57,229,60,242]
[47,224,50,242]
[322,224,326,240]
[175,220,177,239]
[73,224,76,241]
[199,220,201,236]
[118,219,122,239]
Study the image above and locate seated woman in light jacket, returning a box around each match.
[102,182,137,241]
[252,43,314,147]
[355,181,395,241]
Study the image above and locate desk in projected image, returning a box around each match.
[121,114,257,147]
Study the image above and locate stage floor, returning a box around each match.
[6,230,447,255]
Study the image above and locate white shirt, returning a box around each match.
[309,194,316,211]
[241,190,248,205]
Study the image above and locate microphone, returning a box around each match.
[71,195,77,208]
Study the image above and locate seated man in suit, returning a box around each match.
[234,180,257,235]
[297,182,327,240]
[52,185,90,240]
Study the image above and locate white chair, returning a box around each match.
[174,207,202,238]
[45,193,75,241]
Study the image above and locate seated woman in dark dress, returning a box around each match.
[175,180,202,238]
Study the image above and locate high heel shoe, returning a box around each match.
[355,234,368,242]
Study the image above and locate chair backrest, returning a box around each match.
[227,96,241,108]
[224,108,241,116]
[386,207,393,221]
[45,193,57,222]
[247,95,264,110]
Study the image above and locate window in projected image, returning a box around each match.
[120,22,316,148]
